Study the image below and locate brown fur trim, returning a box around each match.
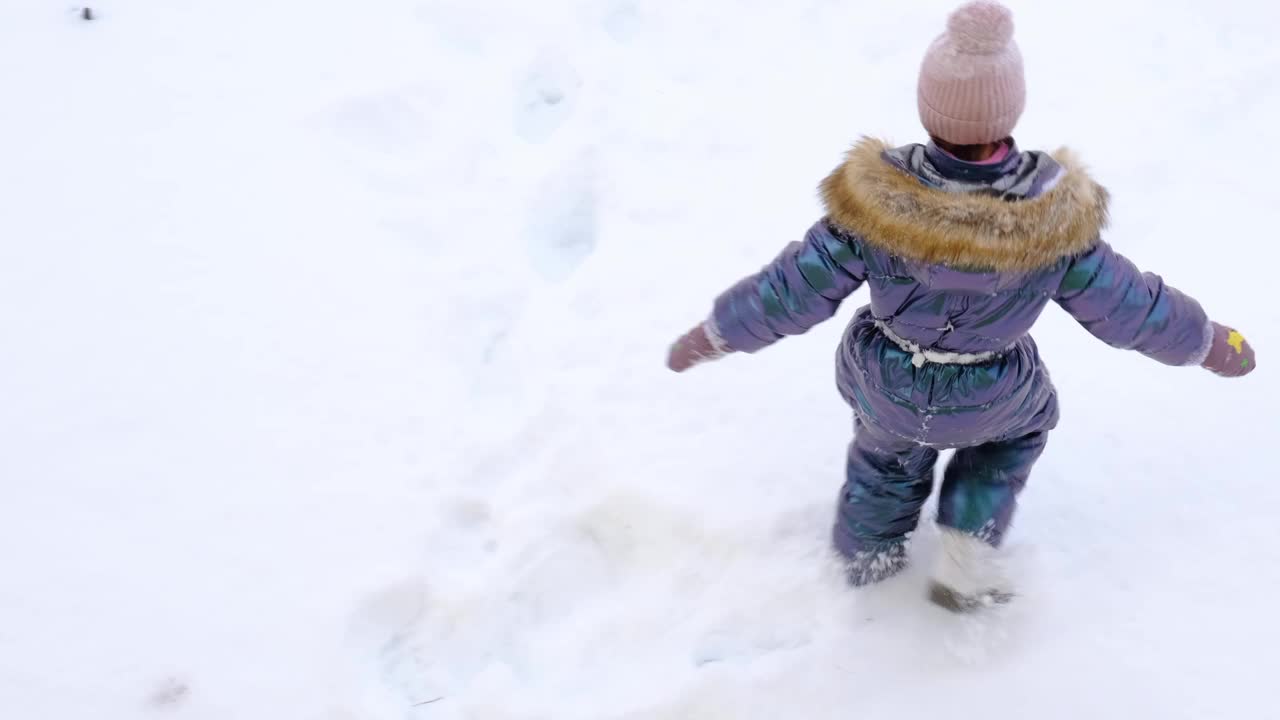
[819,138,1110,272]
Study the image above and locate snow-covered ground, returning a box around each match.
[1,1,1277,718]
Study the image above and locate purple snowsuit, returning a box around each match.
[708,139,1212,583]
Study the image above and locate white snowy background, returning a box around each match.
[1,1,1276,718]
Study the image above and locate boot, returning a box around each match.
[928,527,1013,612]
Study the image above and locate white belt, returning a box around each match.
[875,320,1008,368]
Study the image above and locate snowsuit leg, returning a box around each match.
[833,418,938,585]
[937,431,1048,546]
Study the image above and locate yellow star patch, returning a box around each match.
[1227,330,1246,354]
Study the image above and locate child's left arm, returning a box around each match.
[667,219,868,372]
[1053,240,1256,376]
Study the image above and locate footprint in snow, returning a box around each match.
[328,92,427,155]
[526,154,597,282]
[514,50,581,143]
[602,1,642,42]
[147,677,190,709]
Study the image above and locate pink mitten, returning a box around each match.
[1201,322,1256,378]
[667,322,729,373]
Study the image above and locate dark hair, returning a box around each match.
[930,135,1006,162]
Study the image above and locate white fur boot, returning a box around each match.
[928,527,1013,612]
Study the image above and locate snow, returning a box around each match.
[0,1,1276,718]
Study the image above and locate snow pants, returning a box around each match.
[832,418,1048,585]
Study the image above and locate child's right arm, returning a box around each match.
[1054,241,1255,377]
[667,219,869,372]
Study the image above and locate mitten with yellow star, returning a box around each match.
[1201,322,1256,378]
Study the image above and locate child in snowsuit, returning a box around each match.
[666,1,1256,609]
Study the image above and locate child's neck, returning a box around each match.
[937,141,1011,165]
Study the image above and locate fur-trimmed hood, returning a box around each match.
[819,138,1110,272]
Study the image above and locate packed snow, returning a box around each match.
[1,1,1276,718]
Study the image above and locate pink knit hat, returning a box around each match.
[917,1,1025,145]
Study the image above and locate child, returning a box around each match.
[666,0,1256,611]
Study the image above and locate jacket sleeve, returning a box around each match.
[710,219,868,354]
[1053,241,1213,366]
